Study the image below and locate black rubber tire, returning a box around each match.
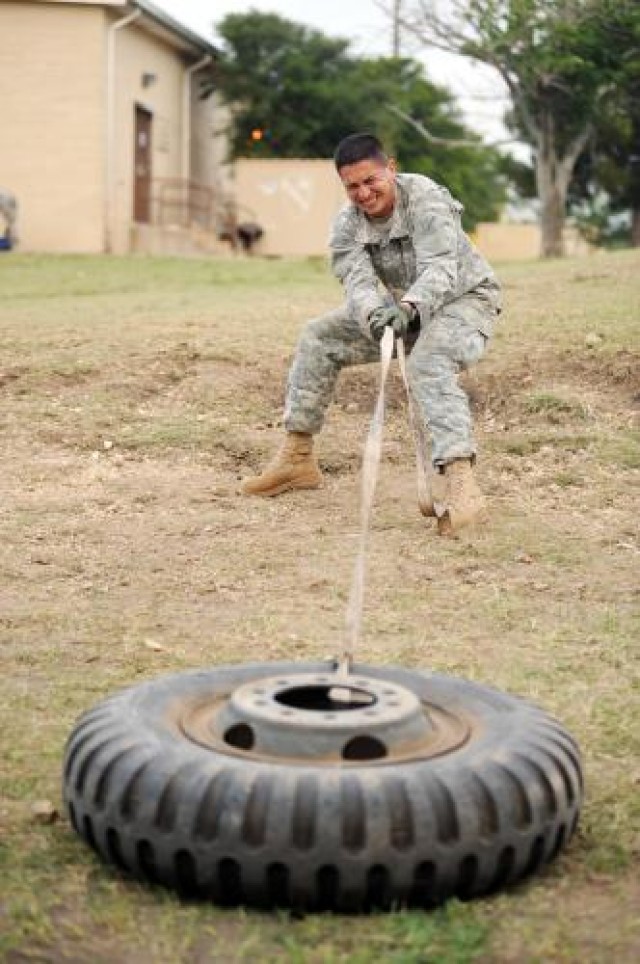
[62,662,583,911]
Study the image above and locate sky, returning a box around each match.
[153,0,512,146]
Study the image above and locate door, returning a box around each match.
[133,106,153,223]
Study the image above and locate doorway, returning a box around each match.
[133,106,153,223]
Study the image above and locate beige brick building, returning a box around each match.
[0,0,231,253]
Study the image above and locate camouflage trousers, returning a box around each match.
[284,289,496,466]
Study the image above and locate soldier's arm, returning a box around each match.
[401,189,460,322]
[330,210,385,335]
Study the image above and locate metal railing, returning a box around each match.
[149,178,261,251]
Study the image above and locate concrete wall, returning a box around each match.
[233,159,345,257]
[233,161,594,262]
[471,222,592,261]
[0,1,106,252]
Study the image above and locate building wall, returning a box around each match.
[0,1,106,252]
[0,2,225,255]
[472,222,592,262]
[232,161,595,263]
[233,159,346,257]
[191,93,232,209]
[110,20,192,253]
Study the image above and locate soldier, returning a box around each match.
[241,132,501,535]
[0,189,18,247]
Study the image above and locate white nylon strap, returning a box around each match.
[396,337,431,513]
[340,329,430,674]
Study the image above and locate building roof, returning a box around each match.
[133,1,218,58]
[34,1,218,59]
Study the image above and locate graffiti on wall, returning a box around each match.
[258,176,315,216]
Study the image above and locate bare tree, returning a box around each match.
[392,0,403,56]
[387,103,519,149]
[377,0,622,257]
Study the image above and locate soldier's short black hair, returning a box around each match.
[333,133,388,171]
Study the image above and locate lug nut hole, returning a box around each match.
[224,723,255,750]
[342,735,387,761]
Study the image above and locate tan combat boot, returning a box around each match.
[240,432,322,497]
[437,458,488,536]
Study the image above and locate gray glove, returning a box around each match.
[368,305,410,342]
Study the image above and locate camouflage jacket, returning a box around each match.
[330,173,501,335]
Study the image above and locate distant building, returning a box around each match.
[0,2,592,261]
[0,0,234,254]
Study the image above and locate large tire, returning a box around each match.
[62,662,583,911]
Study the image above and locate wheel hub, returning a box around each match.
[179,672,470,764]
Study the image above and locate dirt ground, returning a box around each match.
[0,250,638,962]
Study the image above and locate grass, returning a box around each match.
[0,248,639,962]
[523,391,589,421]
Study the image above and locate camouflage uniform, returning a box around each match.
[284,173,501,465]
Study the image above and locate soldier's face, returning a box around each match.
[339,158,398,218]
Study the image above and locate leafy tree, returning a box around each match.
[568,5,640,245]
[212,12,357,158]
[395,0,635,256]
[212,11,507,229]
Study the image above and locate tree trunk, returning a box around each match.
[534,123,568,258]
[536,166,566,258]
[392,0,402,57]
[629,114,640,247]
[537,167,567,257]
[534,111,591,258]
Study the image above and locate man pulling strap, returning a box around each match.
[241,132,502,536]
